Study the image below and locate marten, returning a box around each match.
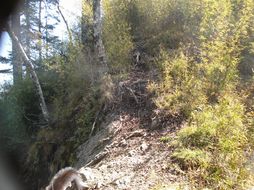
[45,167,88,190]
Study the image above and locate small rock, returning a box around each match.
[140,142,149,152]
[119,139,127,147]
[115,176,131,189]
[95,182,103,188]
[98,164,108,171]
[79,167,94,181]
[128,150,136,157]
[151,119,159,129]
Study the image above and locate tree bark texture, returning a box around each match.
[25,0,31,78]
[11,9,22,84]
[38,0,42,63]
[93,0,106,65]
[7,25,50,123]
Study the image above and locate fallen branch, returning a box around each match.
[89,104,104,138]
[89,110,100,138]
[126,130,145,139]
[125,86,139,104]
[85,151,108,167]
[0,69,12,73]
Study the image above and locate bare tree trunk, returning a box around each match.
[7,25,50,123]
[93,0,107,67]
[44,0,49,58]
[38,0,42,64]
[11,8,22,84]
[25,0,31,78]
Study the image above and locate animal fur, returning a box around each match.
[45,167,88,190]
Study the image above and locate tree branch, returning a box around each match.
[56,1,73,45]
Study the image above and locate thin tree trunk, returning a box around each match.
[44,0,49,58]
[25,0,31,78]
[93,0,107,66]
[38,0,42,63]
[56,1,73,45]
[7,25,50,123]
[11,9,22,84]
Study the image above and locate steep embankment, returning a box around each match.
[73,66,186,189]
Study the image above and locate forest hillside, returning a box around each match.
[1,0,254,189]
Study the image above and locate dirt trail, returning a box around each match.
[75,66,186,189]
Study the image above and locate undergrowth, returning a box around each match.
[172,94,250,189]
[149,0,254,189]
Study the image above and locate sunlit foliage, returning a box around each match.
[103,0,133,73]
[149,0,254,188]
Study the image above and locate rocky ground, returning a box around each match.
[73,66,187,190]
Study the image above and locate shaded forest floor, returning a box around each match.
[72,64,189,189]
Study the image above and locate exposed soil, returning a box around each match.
[74,65,187,189]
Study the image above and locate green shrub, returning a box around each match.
[151,0,254,111]
[0,79,37,151]
[150,50,206,117]
[173,94,249,189]
[172,148,211,170]
[160,136,172,143]
[103,0,133,73]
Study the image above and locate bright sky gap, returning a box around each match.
[0,0,81,87]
